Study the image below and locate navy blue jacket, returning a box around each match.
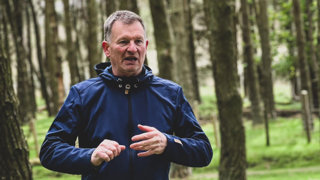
[40,63,212,180]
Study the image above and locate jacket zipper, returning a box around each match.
[126,84,134,178]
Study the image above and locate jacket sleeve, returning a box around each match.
[39,87,97,174]
[161,87,213,167]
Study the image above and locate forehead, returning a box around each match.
[111,21,145,40]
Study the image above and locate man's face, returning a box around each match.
[102,21,148,77]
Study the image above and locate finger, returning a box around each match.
[131,132,155,142]
[130,138,154,149]
[137,150,154,157]
[137,124,156,132]
[120,145,126,151]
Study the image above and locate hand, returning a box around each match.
[91,139,126,166]
[130,124,167,157]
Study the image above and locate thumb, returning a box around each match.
[137,124,155,132]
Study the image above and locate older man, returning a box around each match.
[40,10,212,180]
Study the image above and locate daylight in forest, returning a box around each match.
[1,0,320,179]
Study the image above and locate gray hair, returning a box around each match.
[103,10,146,43]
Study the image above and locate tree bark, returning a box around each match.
[45,0,61,115]
[119,0,140,14]
[106,0,117,16]
[204,0,247,179]
[305,0,320,111]
[149,0,174,80]
[87,0,100,77]
[28,0,52,116]
[63,0,81,86]
[0,24,32,179]
[4,0,33,124]
[253,0,276,119]
[240,0,263,124]
[292,0,314,126]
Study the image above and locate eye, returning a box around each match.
[135,39,144,45]
[118,40,129,45]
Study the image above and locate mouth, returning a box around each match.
[124,56,138,61]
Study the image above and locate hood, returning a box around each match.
[94,62,154,92]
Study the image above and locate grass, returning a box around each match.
[23,83,320,179]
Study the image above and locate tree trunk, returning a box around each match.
[119,0,140,14]
[253,0,276,119]
[305,0,320,111]
[4,0,33,124]
[63,0,81,86]
[240,0,263,124]
[0,26,32,179]
[318,0,320,65]
[106,0,117,16]
[87,0,100,77]
[25,2,37,118]
[45,0,61,115]
[28,0,52,116]
[149,0,174,80]
[292,0,314,126]
[204,0,247,179]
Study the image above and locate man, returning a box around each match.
[40,10,212,180]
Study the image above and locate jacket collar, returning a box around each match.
[94,62,153,93]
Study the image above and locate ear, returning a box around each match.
[102,41,110,57]
[145,40,149,49]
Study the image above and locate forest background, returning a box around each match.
[1,0,320,179]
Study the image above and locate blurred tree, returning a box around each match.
[106,0,118,16]
[240,0,263,124]
[87,0,100,77]
[292,0,314,128]
[28,0,52,116]
[304,0,320,110]
[4,0,34,123]
[25,2,37,119]
[204,0,247,179]
[318,0,320,65]
[149,0,174,80]
[63,0,81,86]
[45,0,63,115]
[253,0,276,119]
[0,15,32,179]
[119,0,140,14]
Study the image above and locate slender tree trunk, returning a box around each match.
[25,2,37,118]
[240,0,263,124]
[0,23,32,179]
[149,0,174,80]
[63,0,81,86]
[318,0,320,65]
[87,0,100,77]
[204,0,247,179]
[119,0,140,14]
[253,0,276,119]
[185,0,201,103]
[106,0,117,16]
[45,0,61,115]
[28,0,52,116]
[4,0,33,124]
[305,0,320,111]
[292,0,314,128]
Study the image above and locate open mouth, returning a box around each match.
[124,57,138,61]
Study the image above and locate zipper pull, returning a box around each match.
[125,84,131,94]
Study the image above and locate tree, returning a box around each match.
[253,0,276,119]
[204,0,247,179]
[304,0,320,110]
[63,0,81,86]
[45,0,61,115]
[119,0,140,14]
[0,15,32,179]
[149,0,174,80]
[106,0,118,16]
[292,0,314,128]
[240,0,263,124]
[4,0,33,123]
[28,0,52,116]
[87,0,100,77]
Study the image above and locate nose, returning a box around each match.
[127,41,138,53]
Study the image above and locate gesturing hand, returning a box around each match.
[130,124,167,157]
[91,139,126,166]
